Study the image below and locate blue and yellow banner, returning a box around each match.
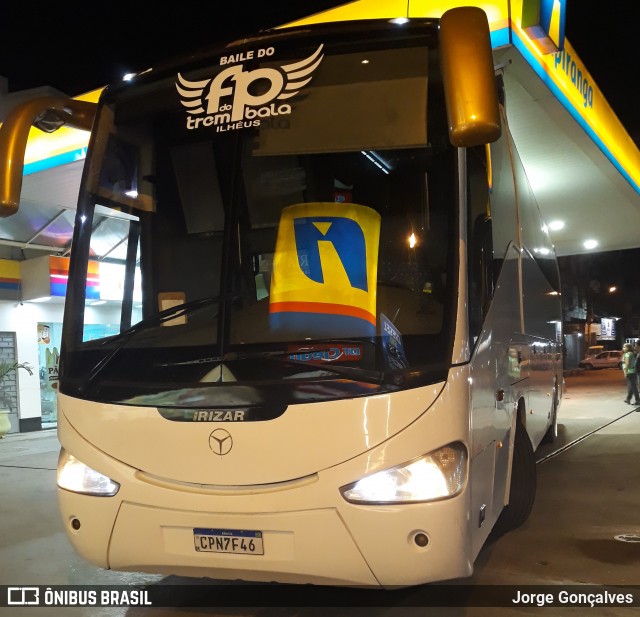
[539,0,566,50]
[269,202,380,337]
[49,256,99,299]
[0,259,20,298]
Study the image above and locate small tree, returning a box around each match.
[0,361,34,408]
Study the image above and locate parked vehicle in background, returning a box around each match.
[584,345,604,358]
[579,350,623,370]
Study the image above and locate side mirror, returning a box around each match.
[439,7,501,147]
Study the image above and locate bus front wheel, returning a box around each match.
[495,418,536,533]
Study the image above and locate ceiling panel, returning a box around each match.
[497,49,640,257]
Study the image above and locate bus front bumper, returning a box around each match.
[58,483,473,588]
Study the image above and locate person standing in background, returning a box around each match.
[635,342,640,397]
[622,343,639,405]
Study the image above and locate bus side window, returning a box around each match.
[467,147,494,341]
[470,215,494,333]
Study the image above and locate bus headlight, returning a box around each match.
[340,442,467,504]
[57,449,120,496]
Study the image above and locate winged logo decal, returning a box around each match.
[176,44,324,131]
[176,74,209,115]
[275,43,325,100]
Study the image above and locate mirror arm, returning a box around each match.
[0,96,97,217]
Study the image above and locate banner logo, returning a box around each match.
[293,217,368,291]
[176,44,324,132]
[269,203,380,337]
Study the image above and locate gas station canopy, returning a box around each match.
[2,0,639,261]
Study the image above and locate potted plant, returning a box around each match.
[0,361,34,438]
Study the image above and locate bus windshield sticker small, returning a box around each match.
[287,344,363,363]
[381,313,408,370]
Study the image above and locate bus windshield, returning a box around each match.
[60,23,458,408]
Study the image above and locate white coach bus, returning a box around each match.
[0,7,562,587]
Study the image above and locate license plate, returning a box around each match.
[193,528,264,555]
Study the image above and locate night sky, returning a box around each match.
[0,2,637,141]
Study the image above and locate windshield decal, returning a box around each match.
[269,202,380,338]
[288,344,363,363]
[176,44,324,132]
[381,313,408,370]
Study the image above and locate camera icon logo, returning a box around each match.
[7,587,39,605]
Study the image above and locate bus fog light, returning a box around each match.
[57,449,120,496]
[413,532,429,547]
[340,442,467,504]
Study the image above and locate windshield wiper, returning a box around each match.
[86,293,240,385]
[108,294,238,342]
[158,348,392,387]
[274,358,389,386]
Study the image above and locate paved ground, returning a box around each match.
[0,368,639,616]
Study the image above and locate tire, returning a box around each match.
[583,363,593,370]
[494,418,537,534]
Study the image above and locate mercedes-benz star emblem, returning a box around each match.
[209,428,233,456]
